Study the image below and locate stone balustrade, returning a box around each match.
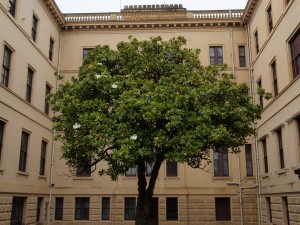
[64,9,243,23]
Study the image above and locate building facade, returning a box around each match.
[0,0,299,224]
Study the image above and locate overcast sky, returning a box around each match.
[54,0,248,13]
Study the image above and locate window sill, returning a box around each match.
[17,171,29,177]
[261,173,269,179]
[276,168,288,175]
[0,168,4,174]
[213,176,232,181]
[38,175,47,180]
[73,176,93,180]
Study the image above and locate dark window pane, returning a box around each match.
[290,29,300,79]
[19,132,29,172]
[83,48,94,60]
[146,163,153,176]
[214,149,229,177]
[166,161,177,177]
[11,197,26,225]
[125,167,137,176]
[210,46,223,65]
[257,79,263,109]
[271,62,278,97]
[102,197,110,220]
[245,144,253,176]
[2,46,12,87]
[297,117,300,143]
[75,197,89,220]
[39,141,47,175]
[49,38,54,61]
[266,197,272,222]
[55,197,64,220]
[44,84,51,115]
[0,121,5,161]
[277,129,285,169]
[26,68,33,102]
[124,197,136,220]
[239,46,246,67]
[8,0,16,17]
[76,157,91,177]
[32,15,38,41]
[267,6,273,32]
[215,197,231,221]
[262,139,268,173]
[166,197,178,221]
[254,31,259,53]
[36,197,43,222]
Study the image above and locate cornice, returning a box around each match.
[42,0,65,27]
[242,0,260,23]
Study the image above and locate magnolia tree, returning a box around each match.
[49,36,261,225]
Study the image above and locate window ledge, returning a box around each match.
[165,176,180,180]
[38,175,47,180]
[73,176,93,180]
[276,168,288,175]
[0,168,4,174]
[292,164,300,170]
[213,176,232,181]
[261,173,269,179]
[17,171,29,177]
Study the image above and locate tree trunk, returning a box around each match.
[135,156,164,225]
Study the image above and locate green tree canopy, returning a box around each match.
[49,36,261,225]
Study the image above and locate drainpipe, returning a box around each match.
[47,30,62,225]
[230,26,236,75]
[237,153,244,225]
[245,23,262,225]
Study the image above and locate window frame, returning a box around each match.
[267,5,273,33]
[2,45,13,87]
[257,78,263,109]
[49,38,54,61]
[266,197,272,223]
[215,197,231,221]
[44,84,51,115]
[166,161,178,177]
[101,197,110,220]
[271,60,278,97]
[125,167,137,176]
[254,30,259,54]
[245,144,253,176]
[290,29,300,79]
[166,197,178,221]
[238,45,246,67]
[0,121,5,162]
[39,140,47,176]
[19,131,29,172]
[26,67,34,103]
[276,128,285,169]
[214,150,229,177]
[11,197,26,225]
[55,197,64,220]
[82,48,94,60]
[124,197,136,221]
[36,197,43,222]
[261,139,269,173]
[75,197,90,220]
[209,46,223,66]
[282,197,290,225]
[32,14,38,42]
[8,0,16,17]
[76,157,91,177]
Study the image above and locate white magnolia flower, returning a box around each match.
[157,41,162,45]
[95,74,101,79]
[73,123,81,129]
[97,62,103,65]
[111,84,118,89]
[130,134,137,140]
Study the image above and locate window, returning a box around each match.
[75,197,89,220]
[266,197,272,223]
[210,46,223,65]
[271,61,278,97]
[0,121,5,161]
[245,144,253,176]
[49,38,54,61]
[11,197,26,225]
[36,197,43,222]
[125,167,137,176]
[8,0,16,17]
[257,79,263,109]
[262,139,268,173]
[166,161,177,177]
[214,150,229,177]
[239,46,246,67]
[267,5,273,32]
[282,197,290,225]
[254,31,259,54]
[19,131,29,172]
[44,84,51,115]
[76,158,91,177]
[166,197,178,221]
[55,197,63,220]
[26,68,33,102]
[124,197,136,220]
[1,46,12,87]
[297,117,300,143]
[83,48,94,60]
[215,197,231,221]
[146,163,153,176]
[39,140,47,176]
[32,15,38,42]
[290,29,300,79]
[277,129,285,169]
[102,197,110,220]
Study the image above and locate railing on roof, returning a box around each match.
[64,9,243,23]
[192,10,243,19]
